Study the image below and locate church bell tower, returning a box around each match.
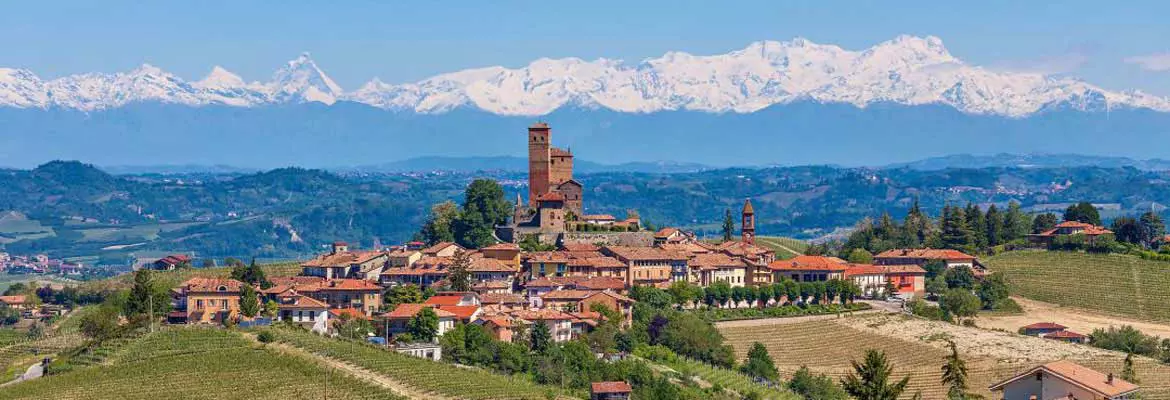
[741,199,755,244]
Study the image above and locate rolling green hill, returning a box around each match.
[0,328,402,400]
[755,236,808,260]
[985,250,1170,323]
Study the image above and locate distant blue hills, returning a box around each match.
[2,100,1170,170]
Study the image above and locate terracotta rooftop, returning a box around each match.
[1035,221,1114,236]
[468,257,516,273]
[318,279,382,291]
[383,303,456,319]
[769,255,850,272]
[0,295,27,305]
[560,243,600,252]
[424,293,474,307]
[989,360,1139,398]
[742,199,755,214]
[525,277,565,288]
[541,289,601,301]
[654,227,681,238]
[302,250,386,268]
[1022,322,1068,330]
[179,277,245,293]
[591,381,633,394]
[1044,330,1087,339]
[276,294,328,310]
[534,192,566,202]
[439,305,480,320]
[687,253,747,270]
[421,241,462,255]
[874,248,977,261]
[880,264,927,275]
[573,276,627,291]
[844,264,885,277]
[480,243,521,251]
[604,246,688,261]
[479,292,526,305]
[509,309,575,321]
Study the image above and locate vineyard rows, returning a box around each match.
[986,251,1170,322]
[269,328,580,400]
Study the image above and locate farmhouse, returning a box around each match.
[769,255,850,282]
[590,381,633,400]
[174,277,245,324]
[301,241,388,281]
[151,254,191,271]
[1028,220,1115,246]
[989,360,1139,400]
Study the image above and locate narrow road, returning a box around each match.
[1,363,44,387]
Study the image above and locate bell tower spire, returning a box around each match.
[741,199,756,244]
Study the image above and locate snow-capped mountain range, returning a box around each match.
[2,35,1169,117]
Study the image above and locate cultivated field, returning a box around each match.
[985,250,1170,323]
[756,236,808,260]
[720,314,1170,399]
[269,328,579,400]
[0,329,403,400]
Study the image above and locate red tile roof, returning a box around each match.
[318,279,382,291]
[509,309,574,321]
[179,277,245,293]
[421,242,462,255]
[1035,221,1114,236]
[534,192,565,202]
[573,276,626,291]
[654,227,681,238]
[591,381,633,394]
[874,248,977,261]
[541,289,600,301]
[844,264,885,277]
[479,293,526,305]
[383,303,456,319]
[880,264,927,275]
[561,243,600,252]
[1022,322,1068,330]
[604,246,688,261]
[769,255,850,272]
[481,243,520,251]
[468,257,516,273]
[276,294,329,310]
[688,253,747,270]
[1043,330,1087,339]
[302,250,386,268]
[989,360,1138,398]
[0,295,27,305]
[424,294,468,307]
[439,305,480,320]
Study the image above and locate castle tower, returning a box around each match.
[741,199,755,244]
[528,122,551,208]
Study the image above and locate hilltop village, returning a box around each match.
[3,122,1160,400]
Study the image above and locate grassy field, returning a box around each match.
[756,236,808,260]
[0,213,54,244]
[985,250,1170,323]
[656,356,798,400]
[76,222,202,243]
[0,328,403,400]
[719,317,1170,400]
[268,328,579,400]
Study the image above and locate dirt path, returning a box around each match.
[976,296,1170,339]
[243,333,453,400]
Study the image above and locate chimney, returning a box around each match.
[1107,373,1114,384]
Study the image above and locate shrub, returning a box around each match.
[257,331,276,344]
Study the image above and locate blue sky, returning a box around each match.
[4,1,1170,95]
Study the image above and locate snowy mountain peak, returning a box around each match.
[1,35,1168,116]
[269,52,343,104]
[195,66,246,89]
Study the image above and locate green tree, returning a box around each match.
[440,323,468,362]
[976,272,1010,310]
[722,208,735,242]
[529,321,552,354]
[848,248,874,264]
[385,284,424,308]
[1090,325,1161,356]
[740,342,780,382]
[447,250,472,292]
[965,203,987,249]
[1139,211,1165,248]
[1032,212,1059,234]
[1113,217,1143,245]
[940,341,969,399]
[407,307,439,342]
[1002,201,1031,242]
[940,205,974,251]
[1064,202,1102,226]
[944,266,976,289]
[263,299,279,319]
[667,281,701,309]
[80,306,121,341]
[1121,352,1139,384]
[940,289,981,324]
[984,204,1003,247]
[124,269,170,320]
[453,179,512,248]
[239,284,260,318]
[789,365,849,400]
[419,201,459,245]
[841,350,911,400]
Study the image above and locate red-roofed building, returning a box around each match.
[424,292,480,307]
[274,293,330,334]
[508,309,575,342]
[590,381,632,400]
[844,264,887,296]
[421,242,463,257]
[989,360,1138,400]
[768,255,850,282]
[151,254,191,271]
[301,242,388,281]
[1028,220,1115,246]
[874,248,981,272]
[1021,322,1069,337]
[381,303,458,339]
[0,295,29,310]
[1043,329,1088,344]
[174,277,246,324]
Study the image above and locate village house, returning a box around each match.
[479,292,527,314]
[882,264,927,297]
[0,295,30,310]
[381,256,452,287]
[476,314,524,343]
[394,342,442,361]
[1028,220,1115,246]
[302,279,383,316]
[537,289,635,326]
[421,241,464,258]
[479,243,522,270]
[467,256,519,291]
[382,304,458,339]
[768,255,850,282]
[1021,322,1069,337]
[386,248,422,268]
[174,277,245,324]
[509,309,575,342]
[844,264,887,296]
[989,360,1139,400]
[653,228,692,245]
[274,293,330,334]
[590,381,633,400]
[301,241,388,281]
[1043,330,1088,344]
[874,248,983,273]
[688,253,749,287]
[151,254,191,271]
[603,246,687,288]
